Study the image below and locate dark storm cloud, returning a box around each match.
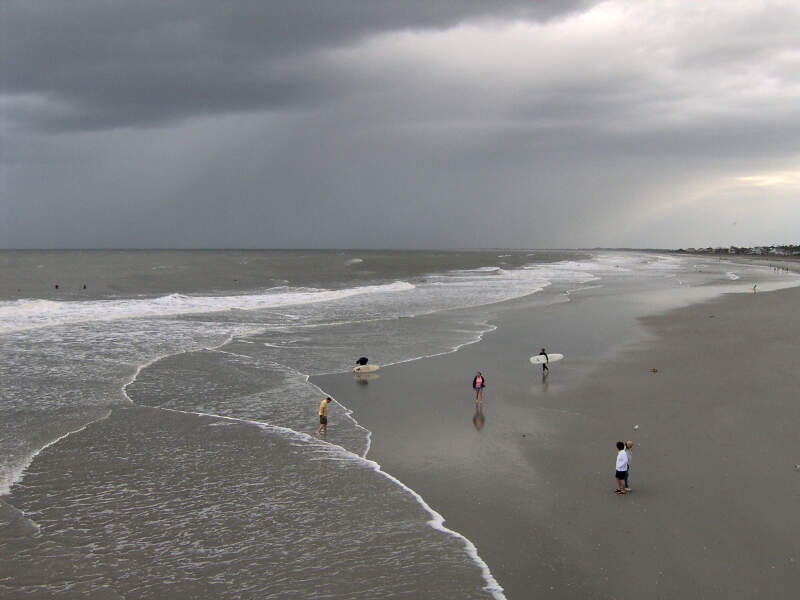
[3,1,800,250]
[1,0,590,131]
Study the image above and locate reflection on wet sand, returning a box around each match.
[472,402,485,431]
[354,373,380,385]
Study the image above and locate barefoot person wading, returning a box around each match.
[316,397,332,435]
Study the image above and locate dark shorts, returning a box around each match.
[615,470,627,480]
[474,386,482,391]
[319,416,327,424]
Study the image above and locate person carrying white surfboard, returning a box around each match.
[538,348,550,375]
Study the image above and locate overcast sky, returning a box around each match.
[2,0,799,249]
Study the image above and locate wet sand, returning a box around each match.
[313,285,800,599]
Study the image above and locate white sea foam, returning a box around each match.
[565,284,604,295]
[453,266,504,273]
[156,405,506,600]
[380,321,499,370]
[0,281,415,333]
[550,254,681,274]
[0,409,113,497]
[121,355,170,405]
[0,254,663,339]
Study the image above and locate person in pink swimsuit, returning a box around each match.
[472,371,486,403]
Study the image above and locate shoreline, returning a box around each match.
[312,283,800,599]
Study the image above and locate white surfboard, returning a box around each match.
[529,353,564,365]
[353,364,380,373]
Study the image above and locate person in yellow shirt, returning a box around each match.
[316,397,332,435]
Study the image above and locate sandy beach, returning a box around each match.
[4,251,798,598]
[313,283,800,599]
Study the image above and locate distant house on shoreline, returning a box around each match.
[676,244,800,257]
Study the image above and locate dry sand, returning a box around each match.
[313,285,800,599]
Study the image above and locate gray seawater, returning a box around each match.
[1,250,796,599]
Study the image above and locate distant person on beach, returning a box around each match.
[316,397,332,435]
[615,441,628,494]
[355,356,369,366]
[472,371,485,403]
[539,348,550,375]
[624,440,634,491]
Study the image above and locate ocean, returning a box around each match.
[1,249,796,599]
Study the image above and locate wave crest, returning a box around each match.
[0,281,415,333]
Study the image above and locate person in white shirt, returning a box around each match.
[615,441,628,494]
